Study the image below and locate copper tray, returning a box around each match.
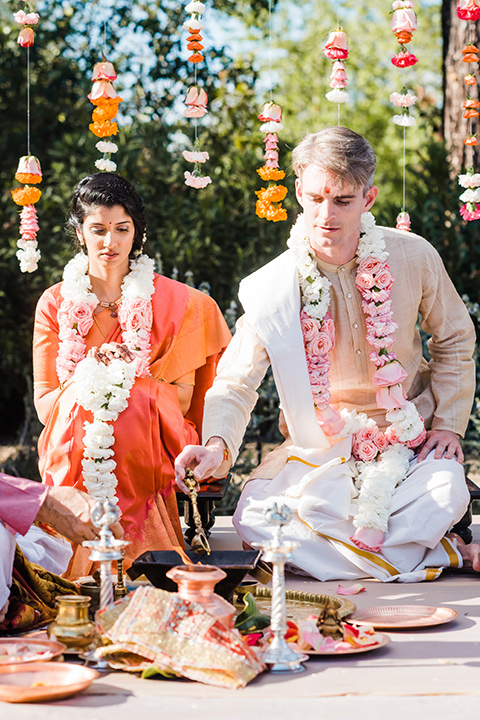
[0,638,66,665]
[305,632,390,656]
[249,586,356,622]
[0,662,98,703]
[350,605,458,629]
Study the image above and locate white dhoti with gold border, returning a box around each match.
[233,442,469,583]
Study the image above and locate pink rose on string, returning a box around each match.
[396,211,411,231]
[390,91,417,108]
[182,150,209,163]
[354,440,378,462]
[307,332,333,357]
[323,30,348,60]
[17,27,34,46]
[358,257,384,275]
[363,288,391,303]
[88,80,117,101]
[367,334,395,349]
[67,302,94,335]
[257,102,282,122]
[391,2,417,33]
[374,431,390,452]
[92,61,117,82]
[301,311,320,342]
[126,298,153,326]
[356,272,375,290]
[374,268,394,289]
[329,62,347,89]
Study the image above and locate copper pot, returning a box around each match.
[166,565,236,628]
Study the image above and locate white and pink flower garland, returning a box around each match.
[182,1,211,189]
[56,252,155,501]
[287,212,426,551]
[390,1,419,232]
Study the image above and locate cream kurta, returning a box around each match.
[204,226,475,465]
[203,225,476,582]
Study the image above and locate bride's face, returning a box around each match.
[77,204,135,277]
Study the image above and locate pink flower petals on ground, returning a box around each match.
[337,583,366,596]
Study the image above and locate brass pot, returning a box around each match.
[47,595,96,650]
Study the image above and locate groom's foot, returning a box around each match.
[448,533,480,572]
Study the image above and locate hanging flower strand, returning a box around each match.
[323,30,350,107]
[182,1,211,189]
[88,56,121,172]
[456,2,480,221]
[11,1,42,273]
[255,102,287,222]
[390,1,418,232]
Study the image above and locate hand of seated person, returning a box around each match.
[88,342,135,365]
[36,486,124,545]
[174,438,227,493]
[416,429,464,463]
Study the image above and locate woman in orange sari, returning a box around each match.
[33,173,231,577]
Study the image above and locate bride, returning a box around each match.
[33,173,230,577]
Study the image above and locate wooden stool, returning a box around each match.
[176,475,230,546]
[451,476,480,544]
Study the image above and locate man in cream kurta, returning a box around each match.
[175,126,478,582]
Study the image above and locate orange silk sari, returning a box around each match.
[33,274,231,577]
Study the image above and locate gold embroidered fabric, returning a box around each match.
[96,587,265,689]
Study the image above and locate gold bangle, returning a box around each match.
[223,448,229,462]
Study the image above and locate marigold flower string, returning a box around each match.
[11,0,42,273]
[88,56,121,172]
[389,1,418,232]
[182,1,211,189]
[255,103,287,222]
[456,4,480,221]
[255,0,287,222]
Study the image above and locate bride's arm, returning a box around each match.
[34,386,62,425]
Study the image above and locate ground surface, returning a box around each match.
[2,517,480,719]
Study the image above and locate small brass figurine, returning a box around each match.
[316,598,344,641]
[184,469,211,555]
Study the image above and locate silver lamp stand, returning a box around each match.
[81,499,129,669]
[256,502,308,673]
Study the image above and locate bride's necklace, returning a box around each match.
[97,296,121,317]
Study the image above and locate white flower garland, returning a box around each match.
[288,213,424,538]
[56,253,155,502]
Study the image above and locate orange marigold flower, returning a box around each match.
[90,97,123,108]
[187,41,204,50]
[463,53,479,63]
[463,99,480,108]
[187,32,202,40]
[266,203,287,222]
[188,53,204,63]
[463,109,479,118]
[92,104,119,122]
[89,120,119,137]
[15,172,42,184]
[11,185,42,205]
[257,166,286,181]
[464,135,478,146]
[464,74,476,85]
[255,184,288,203]
[394,30,413,44]
[462,44,479,54]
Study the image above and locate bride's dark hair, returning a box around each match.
[67,173,146,257]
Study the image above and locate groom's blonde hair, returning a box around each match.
[292,126,376,195]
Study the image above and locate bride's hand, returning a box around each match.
[88,343,135,365]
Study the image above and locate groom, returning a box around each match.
[176,126,478,582]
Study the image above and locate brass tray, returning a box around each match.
[244,586,356,622]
